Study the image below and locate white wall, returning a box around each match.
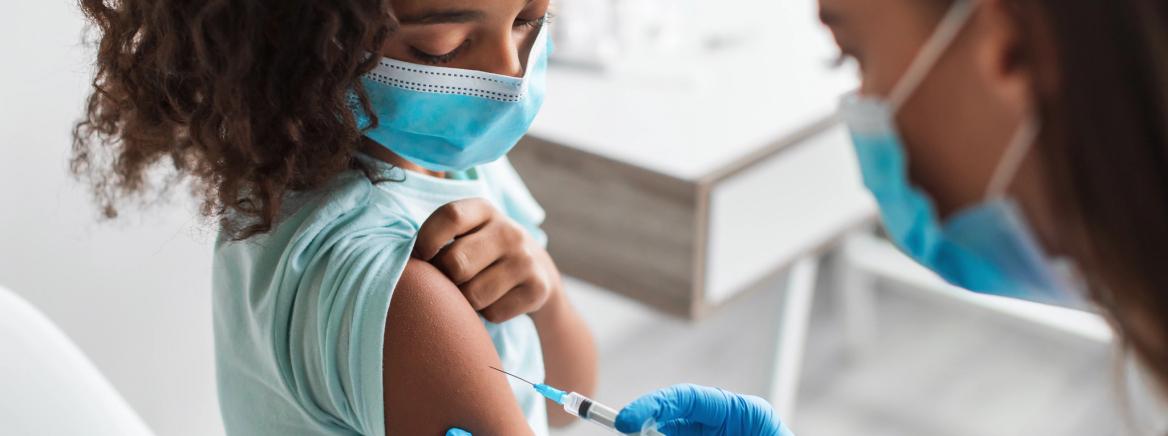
[0,1,224,435]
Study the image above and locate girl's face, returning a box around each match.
[819,0,1062,251]
[381,0,551,78]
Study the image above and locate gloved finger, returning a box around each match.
[446,428,471,436]
[735,394,789,436]
[615,384,730,433]
[414,198,496,261]
[655,419,705,436]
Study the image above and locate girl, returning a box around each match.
[72,0,596,434]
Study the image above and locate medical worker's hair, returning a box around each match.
[72,0,396,239]
[922,0,1168,399]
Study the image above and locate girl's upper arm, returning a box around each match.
[383,258,537,436]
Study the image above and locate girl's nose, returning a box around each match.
[470,31,525,78]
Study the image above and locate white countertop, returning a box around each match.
[529,0,860,181]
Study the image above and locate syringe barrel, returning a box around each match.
[561,392,622,434]
[561,392,666,436]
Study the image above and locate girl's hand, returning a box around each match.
[414,198,561,323]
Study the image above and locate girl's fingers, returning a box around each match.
[415,198,496,261]
[479,280,548,324]
[459,260,529,312]
[431,230,507,285]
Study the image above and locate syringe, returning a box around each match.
[490,367,665,436]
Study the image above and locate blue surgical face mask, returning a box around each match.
[358,21,553,172]
[838,0,1083,306]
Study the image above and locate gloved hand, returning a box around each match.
[446,429,470,436]
[615,384,795,436]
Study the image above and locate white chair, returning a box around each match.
[0,284,155,436]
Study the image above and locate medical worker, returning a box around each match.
[614,0,1168,434]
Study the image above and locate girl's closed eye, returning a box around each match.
[407,15,549,65]
[513,13,551,30]
[409,41,469,65]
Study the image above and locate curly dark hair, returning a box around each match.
[72,0,395,239]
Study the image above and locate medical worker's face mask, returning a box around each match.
[358,20,552,172]
[838,0,1083,306]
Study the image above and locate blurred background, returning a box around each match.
[0,0,1158,435]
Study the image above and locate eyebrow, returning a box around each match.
[397,9,487,25]
[397,0,536,26]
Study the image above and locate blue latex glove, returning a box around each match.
[446,429,471,436]
[615,384,795,436]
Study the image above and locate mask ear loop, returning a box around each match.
[887,0,981,111]
[985,116,1042,200]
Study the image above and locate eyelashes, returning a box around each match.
[514,13,553,30]
[408,13,553,65]
[409,42,467,65]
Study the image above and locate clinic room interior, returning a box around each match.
[3,0,1166,435]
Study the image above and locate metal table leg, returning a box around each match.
[836,244,877,360]
[768,255,820,423]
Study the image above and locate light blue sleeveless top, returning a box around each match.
[212,155,549,436]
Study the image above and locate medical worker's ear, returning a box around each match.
[971,0,1036,117]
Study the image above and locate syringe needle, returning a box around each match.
[489,366,536,386]
[491,366,665,435]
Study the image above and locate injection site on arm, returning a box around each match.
[382,259,539,436]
